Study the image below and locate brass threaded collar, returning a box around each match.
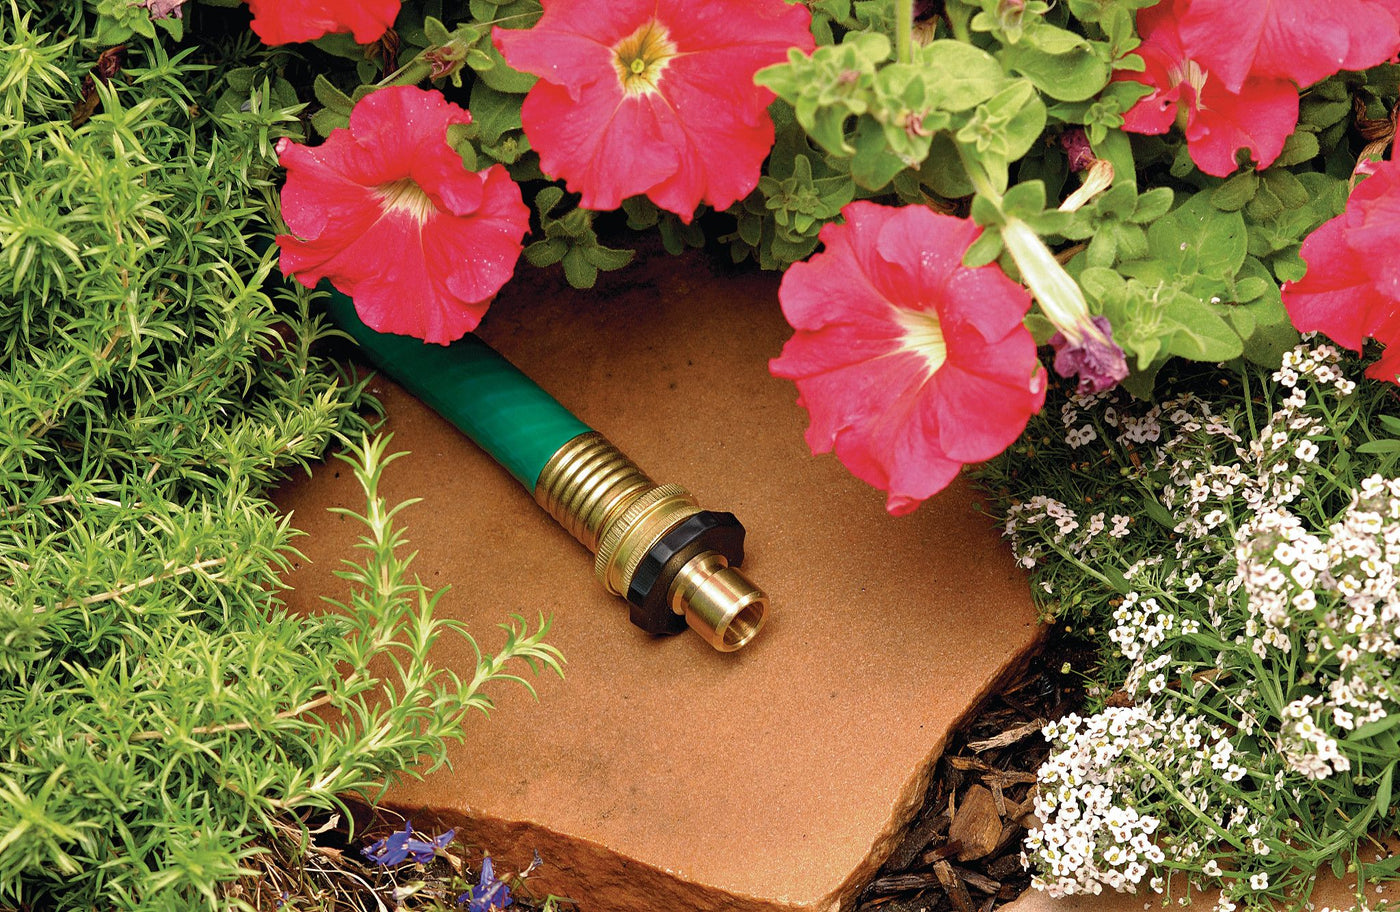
[593,484,699,595]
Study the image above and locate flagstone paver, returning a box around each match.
[274,250,1043,910]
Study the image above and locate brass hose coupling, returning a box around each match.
[533,432,767,652]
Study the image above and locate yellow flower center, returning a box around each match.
[1168,58,1209,132]
[612,20,678,96]
[1183,59,1209,97]
[375,177,437,224]
[893,306,947,377]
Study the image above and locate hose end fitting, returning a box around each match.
[669,552,766,652]
[534,432,767,652]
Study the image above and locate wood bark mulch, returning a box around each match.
[853,628,1095,912]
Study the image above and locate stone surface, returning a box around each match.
[272,248,1042,911]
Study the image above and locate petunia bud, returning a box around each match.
[1001,218,1128,392]
[1003,219,1100,345]
[1058,159,1114,214]
[996,0,1028,41]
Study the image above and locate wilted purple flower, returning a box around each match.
[1050,315,1129,394]
[361,822,456,867]
[1060,128,1096,173]
[143,0,187,19]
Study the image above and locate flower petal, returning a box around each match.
[247,0,400,45]
[1339,159,1400,291]
[494,0,655,91]
[771,202,1045,514]
[1181,72,1298,176]
[348,88,482,215]
[518,81,680,212]
[1178,0,1400,93]
[498,0,811,217]
[276,87,528,345]
[1283,213,1381,352]
[1116,0,1300,177]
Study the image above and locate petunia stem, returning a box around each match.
[895,0,914,63]
[946,2,974,43]
[953,139,1004,209]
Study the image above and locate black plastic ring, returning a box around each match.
[624,511,747,636]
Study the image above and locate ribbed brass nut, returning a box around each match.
[593,484,699,596]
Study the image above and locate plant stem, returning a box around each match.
[46,557,229,613]
[129,695,336,742]
[1125,747,1248,851]
[895,0,914,63]
[947,1,974,42]
[954,138,1003,206]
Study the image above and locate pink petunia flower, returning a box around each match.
[493,0,813,220]
[1282,159,1400,383]
[246,0,400,45]
[770,202,1047,516]
[1177,0,1400,94]
[1115,0,1299,176]
[276,86,530,345]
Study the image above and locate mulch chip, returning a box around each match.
[855,629,1092,912]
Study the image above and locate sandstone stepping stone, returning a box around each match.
[273,249,1042,911]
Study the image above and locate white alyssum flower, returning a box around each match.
[1002,341,1399,905]
[1027,705,1243,899]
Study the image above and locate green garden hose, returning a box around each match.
[326,292,767,652]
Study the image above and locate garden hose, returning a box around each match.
[325,292,768,652]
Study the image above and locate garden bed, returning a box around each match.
[6,1,1400,909]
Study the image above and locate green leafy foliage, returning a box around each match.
[524,187,636,288]
[0,5,559,908]
[1071,190,1299,394]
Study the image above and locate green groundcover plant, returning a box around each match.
[984,343,1400,910]
[0,4,559,909]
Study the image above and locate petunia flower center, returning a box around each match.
[1167,58,1210,115]
[612,20,678,96]
[893,306,947,377]
[375,176,438,225]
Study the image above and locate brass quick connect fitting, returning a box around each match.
[533,432,767,652]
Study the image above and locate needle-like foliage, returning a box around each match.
[0,5,560,908]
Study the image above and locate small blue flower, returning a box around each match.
[410,826,457,863]
[362,823,413,866]
[459,855,512,912]
[361,822,457,867]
